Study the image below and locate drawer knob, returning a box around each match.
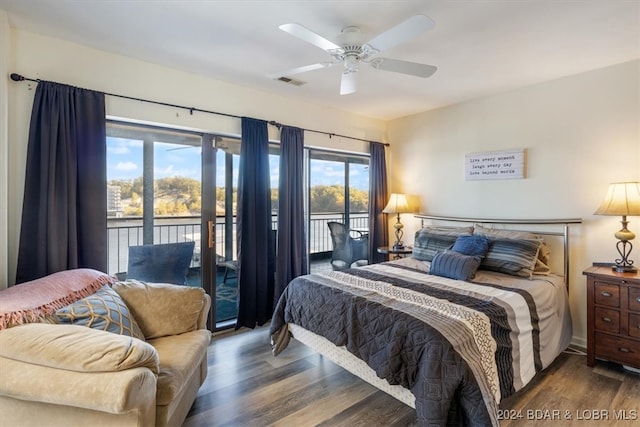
[636,297,640,303]
[602,317,612,323]
[601,291,613,297]
[621,280,626,284]
[618,347,631,353]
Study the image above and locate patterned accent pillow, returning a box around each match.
[452,234,491,258]
[480,238,542,278]
[56,286,145,340]
[430,250,482,281]
[412,231,457,262]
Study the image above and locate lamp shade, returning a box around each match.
[594,182,640,216]
[383,193,412,214]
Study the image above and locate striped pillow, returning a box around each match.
[473,225,551,275]
[412,232,457,262]
[480,238,542,278]
[430,251,482,281]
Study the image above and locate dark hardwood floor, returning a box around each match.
[184,327,639,427]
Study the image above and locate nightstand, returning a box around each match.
[377,246,413,260]
[583,266,640,369]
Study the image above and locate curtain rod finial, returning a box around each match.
[10,73,25,82]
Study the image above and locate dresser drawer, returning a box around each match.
[594,282,620,308]
[630,314,640,339]
[629,287,640,312]
[594,308,620,333]
[594,332,640,367]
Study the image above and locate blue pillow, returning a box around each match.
[452,234,491,258]
[430,251,482,281]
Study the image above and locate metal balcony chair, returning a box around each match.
[126,241,195,285]
[327,221,369,271]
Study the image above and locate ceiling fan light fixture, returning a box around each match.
[274,14,437,95]
[344,54,360,72]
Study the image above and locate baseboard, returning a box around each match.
[570,336,587,353]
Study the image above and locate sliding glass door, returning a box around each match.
[307,149,369,272]
[106,122,218,329]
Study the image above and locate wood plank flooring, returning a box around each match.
[184,327,640,427]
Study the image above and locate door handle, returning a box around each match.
[208,220,214,249]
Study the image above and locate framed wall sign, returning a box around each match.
[464,149,526,181]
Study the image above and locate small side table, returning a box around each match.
[377,246,413,260]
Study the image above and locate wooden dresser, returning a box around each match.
[583,266,640,369]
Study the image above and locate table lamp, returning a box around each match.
[594,181,640,272]
[383,193,413,249]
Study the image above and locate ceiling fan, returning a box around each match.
[269,14,437,95]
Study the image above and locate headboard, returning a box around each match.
[415,215,583,287]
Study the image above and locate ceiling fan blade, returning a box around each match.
[267,62,335,79]
[369,57,437,78]
[363,15,435,54]
[340,71,357,95]
[279,23,342,53]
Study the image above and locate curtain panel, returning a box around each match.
[16,81,106,283]
[368,142,389,264]
[236,117,275,328]
[274,126,308,304]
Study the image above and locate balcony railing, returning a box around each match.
[107,212,369,275]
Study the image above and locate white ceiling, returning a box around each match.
[1,0,639,120]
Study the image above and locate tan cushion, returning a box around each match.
[112,280,207,339]
[0,356,157,415]
[148,330,211,405]
[0,323,158,374]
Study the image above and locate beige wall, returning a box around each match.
[0,11,9,289]
[387,59,640,348]
[3,28,386,287]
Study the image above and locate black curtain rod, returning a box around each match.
[10,73,388,147]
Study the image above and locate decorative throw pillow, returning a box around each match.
[430,251,482,281]
[452,234,491,258]
[412,231,457,262]
[56,285,145,340]
[480,238,542,278]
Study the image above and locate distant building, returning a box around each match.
[107,185,123,217]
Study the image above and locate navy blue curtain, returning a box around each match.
[275,126,308,304]
[236,117,275,328]
[368,142,389,263]
[16,81,106,283]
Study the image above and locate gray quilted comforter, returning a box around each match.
[270,260,572,427]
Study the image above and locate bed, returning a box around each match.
[270,216,581,426]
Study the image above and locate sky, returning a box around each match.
[106,137,369,190]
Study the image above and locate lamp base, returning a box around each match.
[393,243,405,250]
[613,238,636,273]
[612,264,638,273]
